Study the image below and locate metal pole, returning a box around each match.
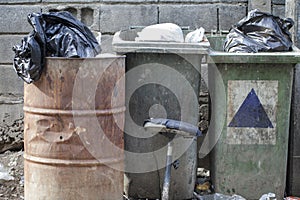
[162,141,173,200]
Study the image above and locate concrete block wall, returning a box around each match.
[273,0,286,17]
[0,0,286,152]
[0,3,35,152]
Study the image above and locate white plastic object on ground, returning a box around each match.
[194,192,247,200]
[0,163,14,183]
[259,193,276,200]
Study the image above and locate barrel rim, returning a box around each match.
[45,55,125,60]
[24,153,124,166]
[23,106,126,116]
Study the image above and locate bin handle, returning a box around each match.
[143,118,202,137]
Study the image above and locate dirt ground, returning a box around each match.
[0,150,210,200]
[0,150,24,200]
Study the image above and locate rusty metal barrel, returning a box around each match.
[23,55,125,200]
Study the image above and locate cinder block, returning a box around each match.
[159,5,217,31]
[0,103,23,128]
[272,0,285,5]
[43,4,100,31]
[100,4,158,33]
[218,4,247,31]
[101,34,114,53]
[0,6,41,33]
[248,0,271,13]
[272,4,285,17]
[42,0,98,2]
[0,35,26,64]
[0,65,23,95]
[159,0,247,2]
[43,5,79,17]
[0,103,23,152]
[0,0,40,3]
[0,0,41,4]
[102,0,158,2]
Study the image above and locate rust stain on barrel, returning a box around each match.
[24,56,125,200]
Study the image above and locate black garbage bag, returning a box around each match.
[12,11,101,83]
[224,9,294,53]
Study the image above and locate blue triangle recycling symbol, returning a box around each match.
[228,88,274,128]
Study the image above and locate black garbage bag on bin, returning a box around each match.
[12,11,101,84]
[224,9,294,53]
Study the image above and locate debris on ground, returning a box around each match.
[0,117,24,154]
[285,197,300,200]
[259,193,276,200]
[194,192,246,200]
[193,169,280,200]
[0,163,14,184]
[194,168,213,196]
[0,153,296,200]
[0,150,24,200]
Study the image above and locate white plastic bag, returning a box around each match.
[259,193,276,200]
[0,163,14,183]
[185,27,206,43]
[135,23,184,42]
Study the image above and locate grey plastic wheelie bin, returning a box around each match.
[113,28,209,200]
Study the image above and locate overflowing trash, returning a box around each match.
[185,27,207,43]
[224,9,294,53]
[12,11,101,83]
[135,23,185,42]
[135,23,207,44]
[193,168,284,200]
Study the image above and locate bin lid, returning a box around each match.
[112,30,210,54]
[208,50,300,64]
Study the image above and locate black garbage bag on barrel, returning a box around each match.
[12,11,101,83]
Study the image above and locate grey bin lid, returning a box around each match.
[112,29,210,54]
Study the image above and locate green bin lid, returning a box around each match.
[208,49,300,64]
